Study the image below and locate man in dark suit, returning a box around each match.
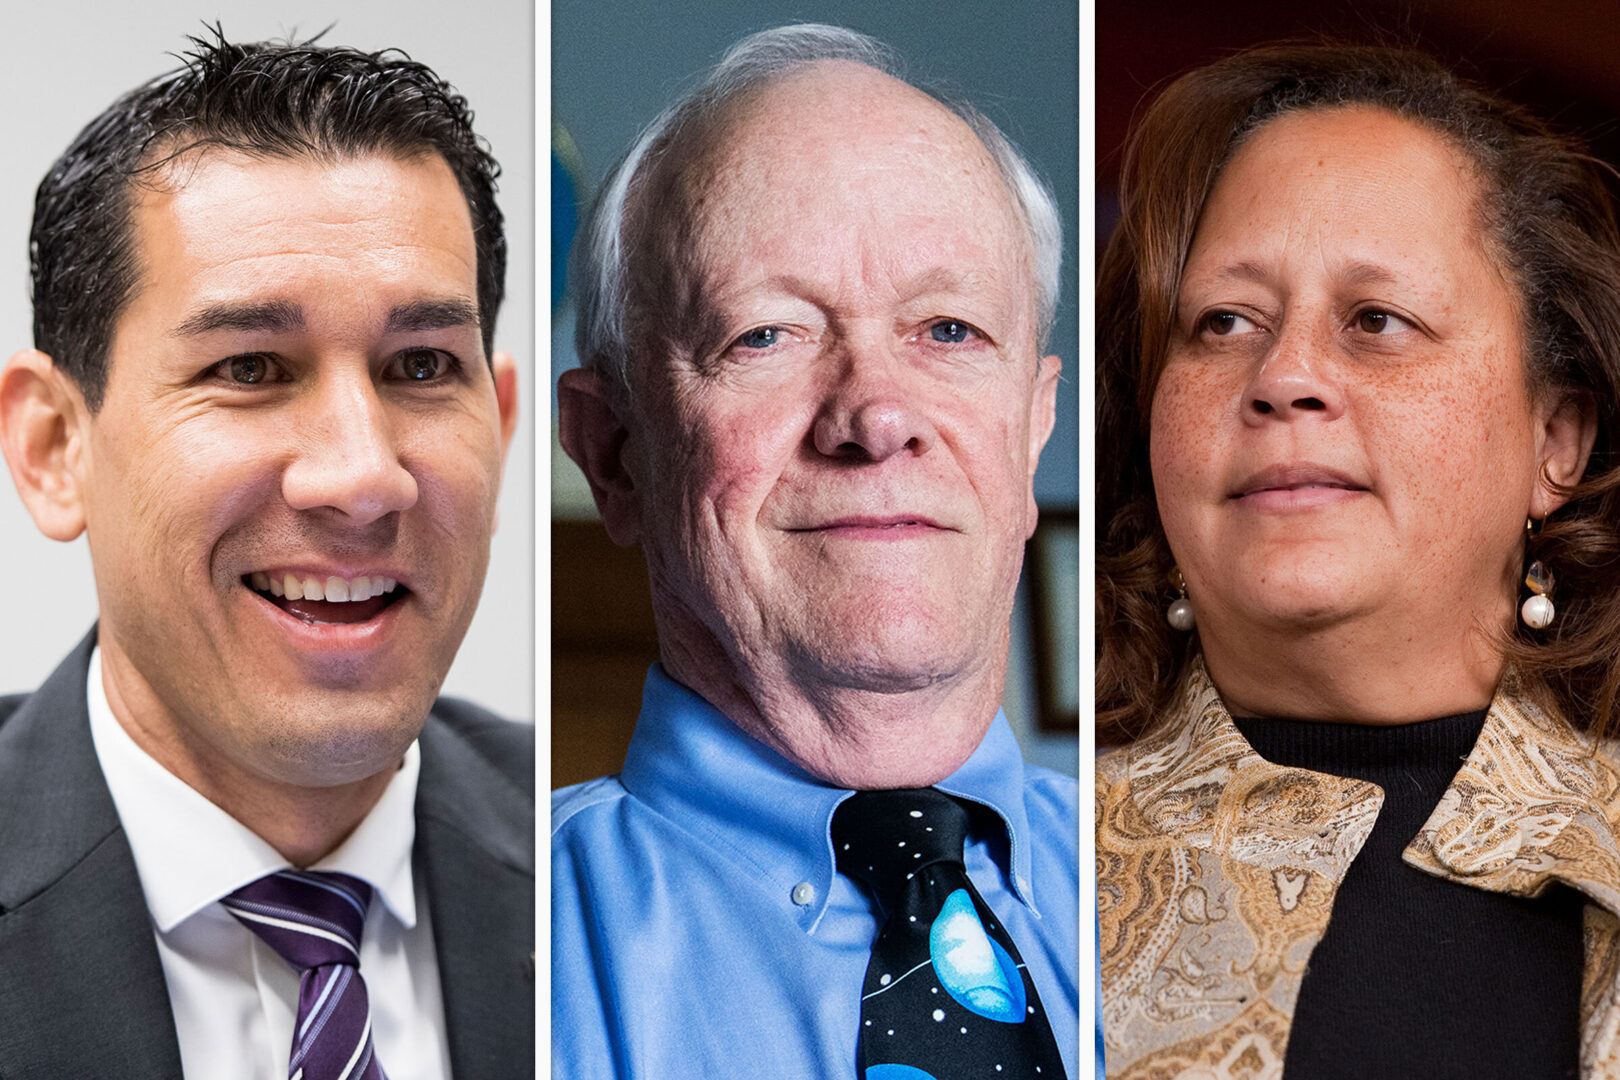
[0,34,532,1078]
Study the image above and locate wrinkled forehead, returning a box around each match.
[624,62,1034,356]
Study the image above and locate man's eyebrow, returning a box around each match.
[169,298,481,338]
[385,298,482,334]
[172,300,304,337]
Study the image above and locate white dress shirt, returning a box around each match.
[86,648,452,1080]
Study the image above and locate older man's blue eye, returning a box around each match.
[740,327,778,349]
[931,321,970,343]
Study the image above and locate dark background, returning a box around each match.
[1097,0,1620,249]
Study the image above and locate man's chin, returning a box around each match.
[241,704,428,789]
[785,637,985,698]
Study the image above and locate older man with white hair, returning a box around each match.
[553,24,1076,1079]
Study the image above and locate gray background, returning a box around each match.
[550,0,1079,774]
[0,0,534,719]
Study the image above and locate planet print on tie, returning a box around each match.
[833,789,1067,1080]
[867,1065,941,1080]
[929,889,1026,1023]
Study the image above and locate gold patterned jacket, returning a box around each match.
[1097,657,1620,1080]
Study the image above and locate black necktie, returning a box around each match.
[833,788,1067,1079]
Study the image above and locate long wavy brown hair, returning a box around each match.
[1097,43,1620,743]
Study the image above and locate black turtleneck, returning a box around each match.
[1233,709,1583,1080]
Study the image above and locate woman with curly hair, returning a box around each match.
[1097,43,1620,1079]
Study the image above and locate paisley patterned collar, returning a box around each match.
[1123,657,1620,916]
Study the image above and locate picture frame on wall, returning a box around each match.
[1027,510,1079,733]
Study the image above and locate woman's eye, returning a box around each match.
[1355,309,1412,335]
[1204,311,1260,336]
[930,320,973,344]
[738,327,779,349]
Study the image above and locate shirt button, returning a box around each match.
[791,881,816,906]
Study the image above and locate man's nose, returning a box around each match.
[281,375,418,522]
[1241,324,1347,426]
[811,345,937,462]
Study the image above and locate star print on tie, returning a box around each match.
[223,870,388,1080]
[833,788,1067,1080]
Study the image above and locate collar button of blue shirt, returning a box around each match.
[790,881,816,906]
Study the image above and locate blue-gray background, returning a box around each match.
[550,0,1079,773]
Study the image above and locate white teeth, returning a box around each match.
[252,570,401,603]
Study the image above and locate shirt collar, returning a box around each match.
[1127,655,1620,913]
[619,665,1040,933]
[1404,671,1620,915]
[85,646,421,933]
[1121,656,1387,890]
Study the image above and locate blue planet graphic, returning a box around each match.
[867,1065,940,1080]
[928,888,1026,1023]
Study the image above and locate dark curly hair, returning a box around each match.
[1098,43,1620,741]
[29,28,505,410]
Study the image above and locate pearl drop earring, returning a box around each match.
[1521,556,1555,630]
[1166,567,1195,632]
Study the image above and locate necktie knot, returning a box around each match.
[223,870,373,972]
[833,787,970,907]
[223,871,388,1079]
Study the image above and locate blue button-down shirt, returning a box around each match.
[552,666,1079,1079]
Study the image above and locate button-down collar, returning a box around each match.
[619,665,1041,933]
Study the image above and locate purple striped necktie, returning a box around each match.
[223,870,388,1080]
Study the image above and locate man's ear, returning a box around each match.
[0,349,90,541]
[557,365,642,546]
[492,350,519,465]
[1530,391,1598,520]
[1023,354,1062,536]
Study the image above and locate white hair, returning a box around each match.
[571,23,1064,391]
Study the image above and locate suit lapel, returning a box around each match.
[416,713,535,1079]
[0,637,535,1078]
[0,630,183,1076]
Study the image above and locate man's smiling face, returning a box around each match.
[79,149,514,792]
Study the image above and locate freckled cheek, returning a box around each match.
[1148,368,1225,496]
[1370,374,1533,515]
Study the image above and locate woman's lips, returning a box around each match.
[1230,464,1368,510]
